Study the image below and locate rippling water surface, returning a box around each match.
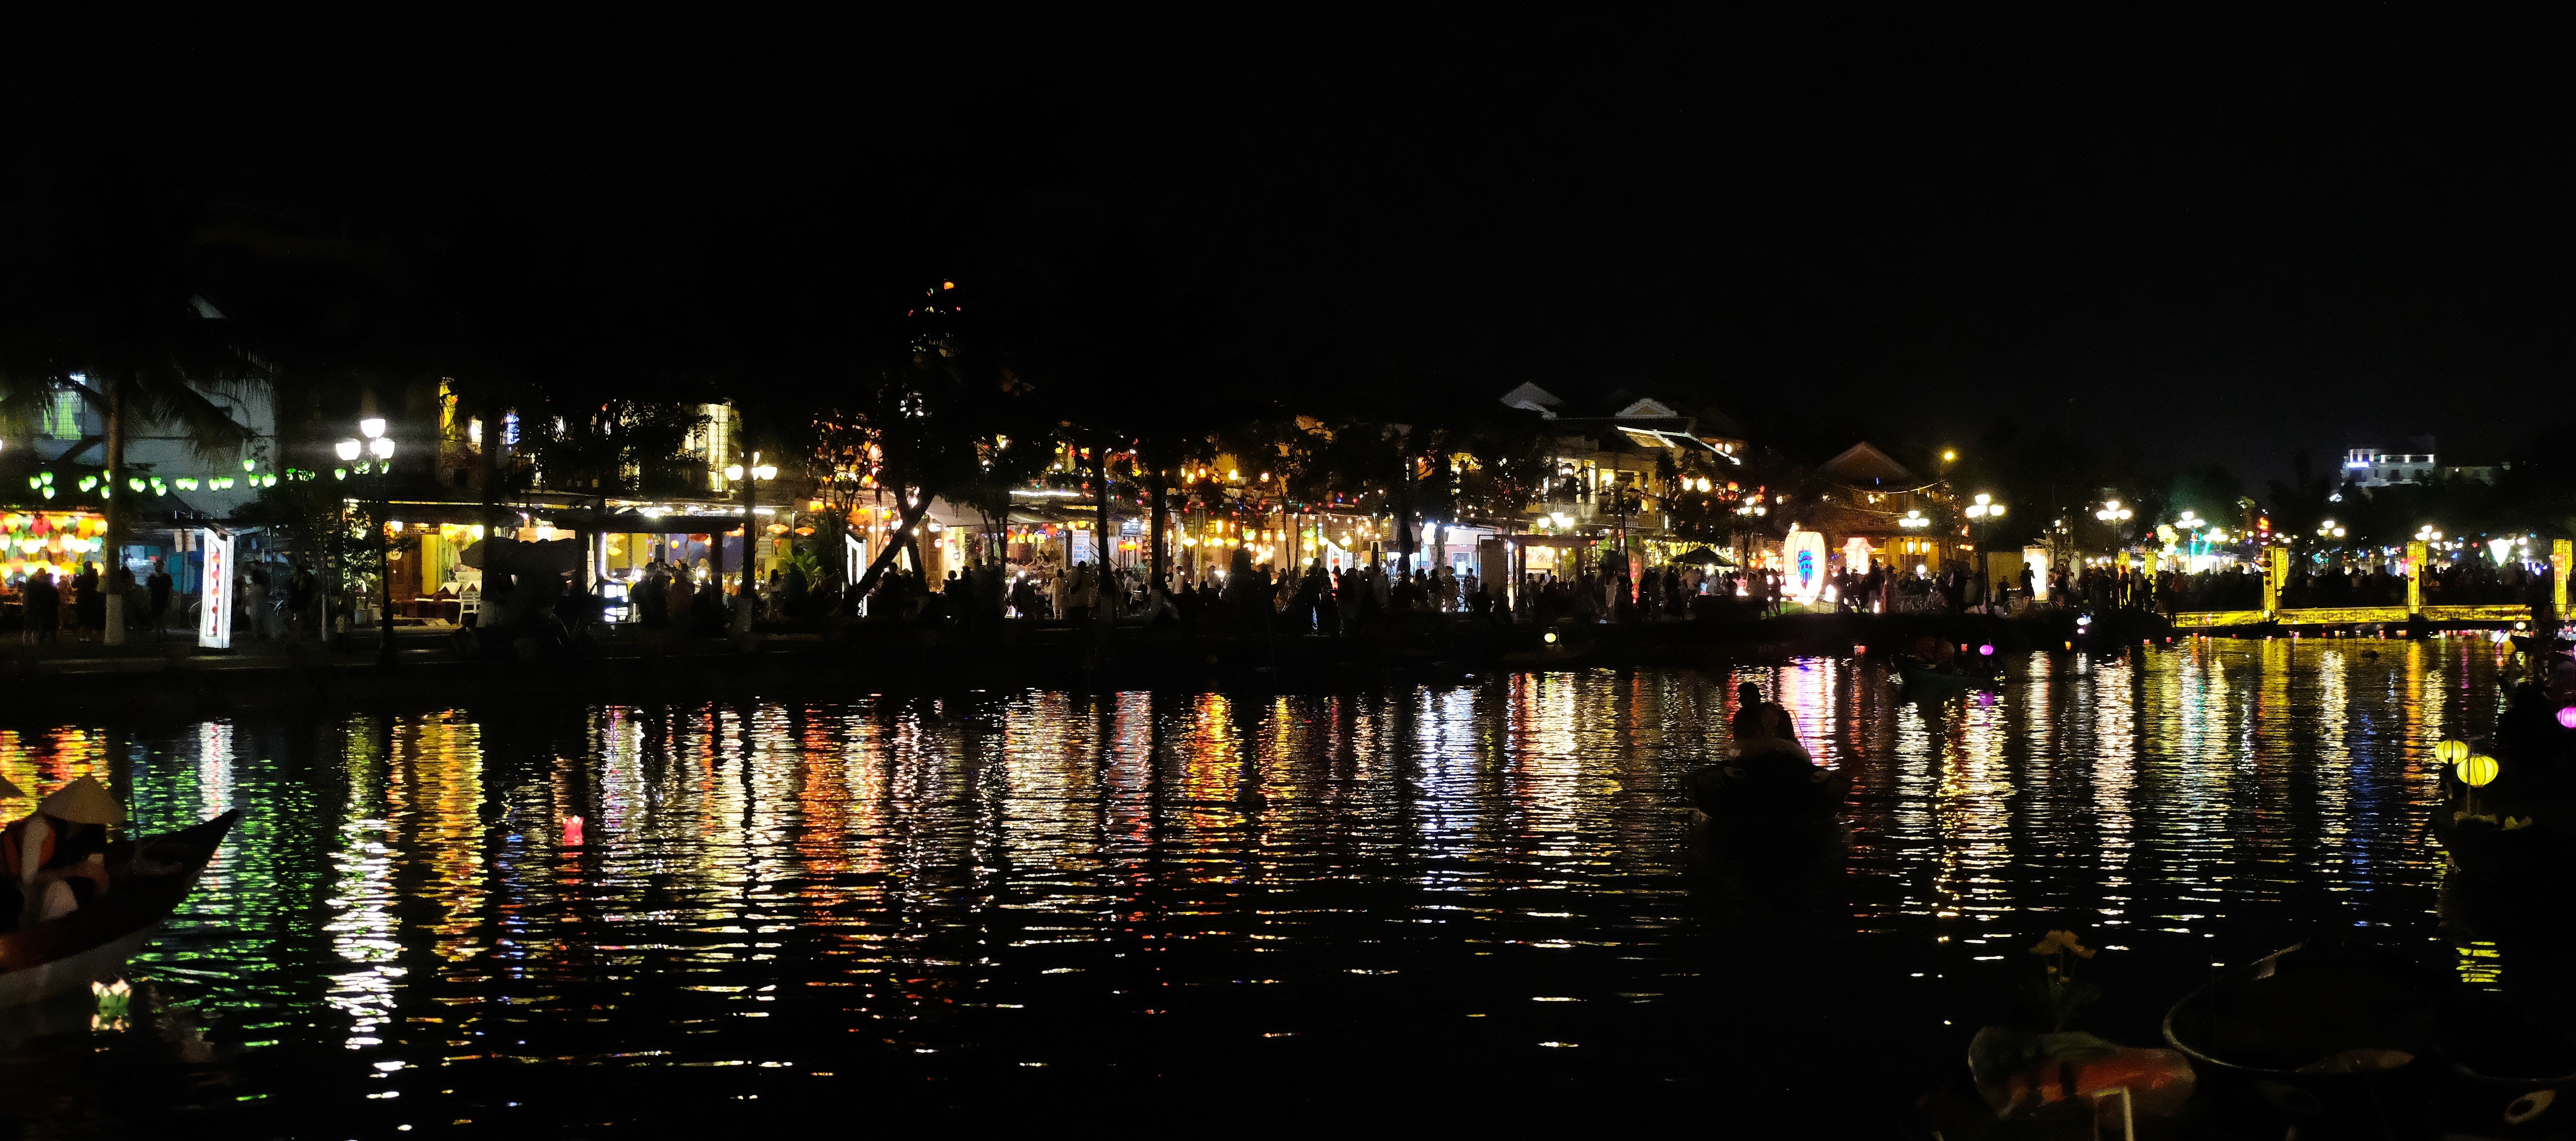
[2,639,2565,1135]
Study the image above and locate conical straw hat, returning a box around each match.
[39,775,125,825]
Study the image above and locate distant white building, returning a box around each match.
[2342,447,2436,488]
[2340,442,2504,488]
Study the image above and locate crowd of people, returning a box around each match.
[8,541,2568,653]
[4,559,184,644]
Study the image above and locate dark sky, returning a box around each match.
[9,11,2574,479]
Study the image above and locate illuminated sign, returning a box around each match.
[197,528,234,649]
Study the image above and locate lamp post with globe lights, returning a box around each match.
[1965,493,2006,611]
[2094,499,2134,553]
[1732,494,1769,571]
[338,419,397,663]
[723,452,779,631]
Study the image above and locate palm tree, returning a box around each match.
[0,186,267,641]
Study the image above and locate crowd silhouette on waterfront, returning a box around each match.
[4,540,2564,657]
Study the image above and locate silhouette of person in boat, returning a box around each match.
[2,775,124,928]
[1693,691,1843,818]
[1729,682,1798,742]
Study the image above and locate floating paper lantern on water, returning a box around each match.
[2458,755,2500,788]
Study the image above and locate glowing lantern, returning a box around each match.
[2457,755,2500,788]
[1783,527,1828,605]
[2557,706,2576,730]
[2436,739,2470,766]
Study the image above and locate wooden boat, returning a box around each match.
[2438,986,2576,1136]
[1893,656,1999,694]
[2161,934,2576,1135]
[1685,744,1850,835]
[0,809,240,1009]
[2433,812,2574,882]
[2163,937,2445,1130]
[2429,773,2576,882]
[2506,632,2570,658]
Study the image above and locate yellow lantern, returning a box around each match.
[2457,755,2500,788]
[2435,739,2470,766]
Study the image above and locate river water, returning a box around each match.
[0,638,2563,1135]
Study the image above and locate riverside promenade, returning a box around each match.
[0,609,2169,718]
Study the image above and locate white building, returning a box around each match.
[2339,442,2505,489]
[2341,447,2436,488]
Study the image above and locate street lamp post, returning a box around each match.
[2093,500,2134,545]
[1732,495,1768,572]
[723,452,778,632]
[2093,499,2134,609]
[339,419,397,664]
[1964,493,2006,611]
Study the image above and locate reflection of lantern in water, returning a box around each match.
[1783,527,1827,604]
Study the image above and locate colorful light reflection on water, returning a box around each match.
[0,639,2566,1133]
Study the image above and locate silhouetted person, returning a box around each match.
[22,569,60,645]
[146,558,173,636]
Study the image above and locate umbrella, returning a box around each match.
[1674,547,1734,567]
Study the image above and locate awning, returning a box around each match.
[459,537,586,577]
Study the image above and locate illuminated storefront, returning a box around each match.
[1,510,110,580]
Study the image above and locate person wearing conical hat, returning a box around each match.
[4,774,122,928]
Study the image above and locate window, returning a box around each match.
[698,403,733,489]
[42,389,83,439]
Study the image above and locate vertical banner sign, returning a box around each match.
[2265,548,2290,615]
[198,528,234,648]
[844,531,867,616]
[2553,539,2571,619]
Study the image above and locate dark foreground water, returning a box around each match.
[0,638,2564,1136]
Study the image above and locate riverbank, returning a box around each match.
[0,609,2185,719]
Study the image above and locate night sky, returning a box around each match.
[8,11,2573,479]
